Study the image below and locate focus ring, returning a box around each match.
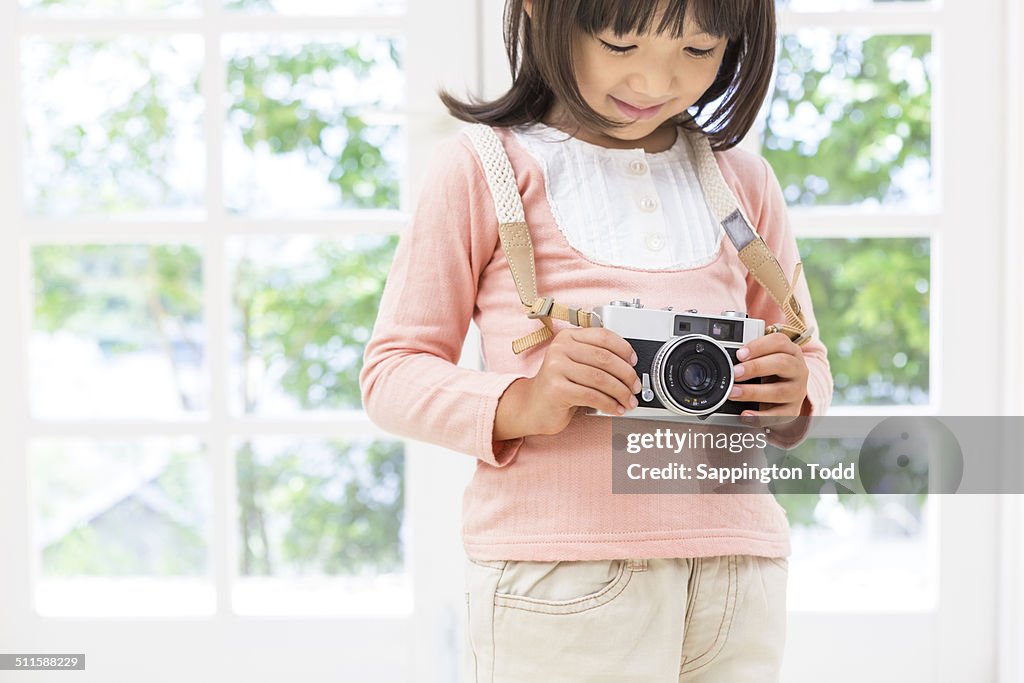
[650,334,734,416]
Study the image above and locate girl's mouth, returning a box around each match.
[611,96,664,120]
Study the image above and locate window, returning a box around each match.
[757,10,940,616]
[1,0,476,679]
[751,2,1009,680]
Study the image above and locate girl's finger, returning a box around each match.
[561,377,632,416]
[733,352,802,382]
[738,332,800,361]
[739,403,805,427]
[565,327,637,366]
[729,379,803,404]
[565,343,641,401]
[562,359,637,412]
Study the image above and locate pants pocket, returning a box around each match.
[494,559,636,615]
[467,558,682,682]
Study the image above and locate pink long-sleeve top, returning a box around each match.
[359,124,833,561]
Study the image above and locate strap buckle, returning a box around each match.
[792,325,816,347]
[766,323,815,346]
[527,296,554,319]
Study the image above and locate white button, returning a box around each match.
[628,160,648,175]
[645,233,666,251]
[639,196,658,212]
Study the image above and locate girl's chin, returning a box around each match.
[605,115,664,134]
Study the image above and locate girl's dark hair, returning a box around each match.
[438,0,775,150]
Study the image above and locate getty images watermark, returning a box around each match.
[611,416,1024,495]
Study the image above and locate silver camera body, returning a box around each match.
[586,299,764,425]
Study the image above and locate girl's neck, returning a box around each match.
[540,106,679,154]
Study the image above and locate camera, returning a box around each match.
[585,299,763,425]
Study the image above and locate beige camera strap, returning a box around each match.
[463,123,813,355]
[465,124,599,354]
[687,125,813,345]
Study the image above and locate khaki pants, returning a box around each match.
[464,555,787,683]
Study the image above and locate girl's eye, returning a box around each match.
[686,47,717,59]
[598,40,718,59]
[599,40,634,54]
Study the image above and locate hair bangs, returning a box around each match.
[576,0,751,41]
[438,0,776,150]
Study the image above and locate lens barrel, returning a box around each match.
[651,334,734,415]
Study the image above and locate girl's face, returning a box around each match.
[534,4,729,151]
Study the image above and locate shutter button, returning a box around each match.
[628,160,648,175]
[645,233,666,251]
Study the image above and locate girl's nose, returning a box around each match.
[626,68,676,102]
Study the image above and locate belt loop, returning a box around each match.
[627,559,648,572]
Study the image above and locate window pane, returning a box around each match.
[224,35,404,214]
[800,238,930,406]
[772,439,934,611]
[30,438,213,616]
[235,437,404,576]
[20,0,198,14]
[762,32,933,208]
[31,244,206,418]
[228,235,395,415]
[233,437,409,616]
[22,37,204,217]
[224,0,403,15]
[31,438,210,577]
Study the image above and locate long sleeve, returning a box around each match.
[744,156,834,447]
[359,134,529,467]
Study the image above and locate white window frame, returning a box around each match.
[0,1,480,681]
[1000,2,1024,681]
[768,4,1010,681]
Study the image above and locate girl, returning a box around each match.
[360,0,833,680]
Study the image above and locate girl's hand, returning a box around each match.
[495,327,640,439]
[727,332,809,426]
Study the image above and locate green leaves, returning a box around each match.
[24,36,204,215]
[226,40,401,211]
[237,440,404,576]
[231,235,397,412]
[764,33,932,207]
[764,32,934,528]
[33,244,203,356]
[799,238,930,405]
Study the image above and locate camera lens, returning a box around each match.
[651,334,734,415]
[681,359,714,394]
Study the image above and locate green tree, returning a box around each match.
[225,38,402,211]
[33,244,205,410]
[799,238,929,406]
[764,33,932,206]
[31,35,404,576]
[762,31,933,527]
[231,235,403,576]
[237,439,403,576]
